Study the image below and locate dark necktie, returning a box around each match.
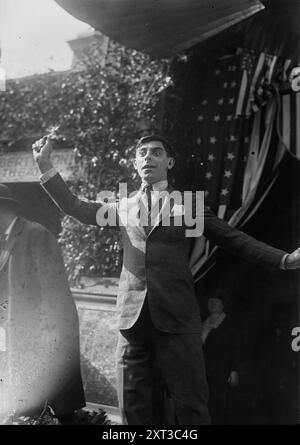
[141,184,153,234]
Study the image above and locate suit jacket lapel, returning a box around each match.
[119,191,147,238]
[120,185,182,238]
[148,185,177,237]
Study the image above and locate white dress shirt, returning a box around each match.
[140,179,168,208]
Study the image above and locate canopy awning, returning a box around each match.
[55,0,265,58]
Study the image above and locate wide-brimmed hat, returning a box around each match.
[0,184,20,207]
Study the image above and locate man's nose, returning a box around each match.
[144,151,152,160]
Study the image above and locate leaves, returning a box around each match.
[0,40,171,282]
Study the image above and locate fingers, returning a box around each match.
[285,248,300,270]
[32,138,43,153]
[32,136,51,153]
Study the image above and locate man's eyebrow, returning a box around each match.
[138,146,163,151]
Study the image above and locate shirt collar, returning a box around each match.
[5,217,18,237]
[141,180,168,192]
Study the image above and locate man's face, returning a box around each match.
[133,140,174,184]
[207,298,225,314]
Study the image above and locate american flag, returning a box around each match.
[279,93,300,160]
[240,50,300,161]
[194,48,300,222]
[195,52,252,220]
[191,48,300,281]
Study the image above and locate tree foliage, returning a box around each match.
[0,39,172,284]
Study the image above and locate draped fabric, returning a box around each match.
[233,6,300,62]
[193,52,252,219]
[55,0,264,58]
[191,47,300,282]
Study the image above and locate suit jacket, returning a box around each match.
[42,174,286,333]
[0,217,85,417]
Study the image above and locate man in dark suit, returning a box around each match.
[33,134,300,425]
[0,184,85,422]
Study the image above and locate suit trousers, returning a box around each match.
[116,299,211,425]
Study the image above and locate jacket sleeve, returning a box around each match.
[41,172,118,226]
[203,207,286,270]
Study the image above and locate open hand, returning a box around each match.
[228,370,239,388]
[285,248,300,270]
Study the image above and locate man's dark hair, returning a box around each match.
[136,135,175,158]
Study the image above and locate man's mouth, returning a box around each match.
[142,165,155,170]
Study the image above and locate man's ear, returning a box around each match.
[167,157,175,170]
[132,158,138,170]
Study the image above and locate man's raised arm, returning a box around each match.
[32,136,111,226]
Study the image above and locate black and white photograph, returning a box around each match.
[0,0,300,429]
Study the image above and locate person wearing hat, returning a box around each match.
[0,184,85,422]
[201,289,240,424]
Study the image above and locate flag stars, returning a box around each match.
[228,97,235,105]
[227,152,235,160]
[214,69,221,76]
[218,98,224,106]
[204,190,210,197]
[227,115,233,121]
[196,137,202,145]
[221,188,229,196]
[230,81,237,88]
[201,99,208,106]
[230,135,237,142]
[206,172,213,180]
[213,115,221,122]
[197,115,204,122]
[244,136,250,143]
[223,82,228,89]
[224,170,232,178]
[208,153,216,162]
[210,136,217,144]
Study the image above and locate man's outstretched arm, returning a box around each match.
[33,136,115,226]
[203,207,300,271]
